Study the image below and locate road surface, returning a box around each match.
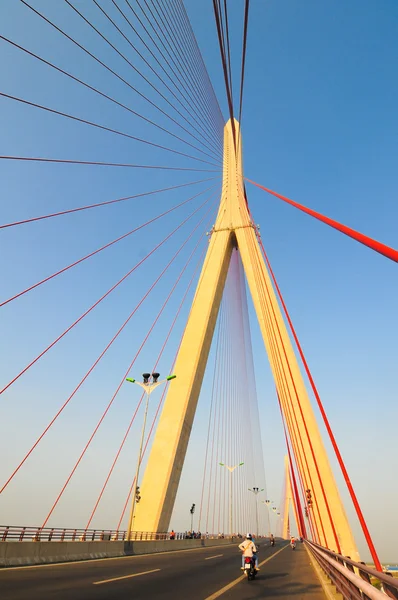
[0,539,326,599]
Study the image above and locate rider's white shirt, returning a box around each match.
[238,540,257,557]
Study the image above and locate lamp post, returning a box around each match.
[248,487,264,537]
[190,503,195,532]
[219,462,244,538]
[125,372,176,541]
[263,500,275,536]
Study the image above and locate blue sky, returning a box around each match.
[0,1,397,562]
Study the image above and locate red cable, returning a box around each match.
[278,396,307,537]
[0,93,218,168]
[85,391,145,531]
[21,0,220,161]
[246,178,398,263]
[0,34,217,161]
[198,312,222,531]
[176,0,225,128]
[0,156,218,172]
[236,256,253,535]
[0,198,212,494]
[149,0,223,155]
[163,0,223,146]
[40,210,212,528]
[243,203,319,541]
[253,247,323,543]
[134,0,220,146]
[289,455,306,538]
[1,185,214,309]
[0,178,214,230]
[114,223,215,531]
[260,240,383,570]
[0,190,217,399]
[213,305,225,535]
[279,372,317,541]
[79,0,220,157]
[98,0,220,157]
[241,222,320,542]
[115,239,209,531]
[206,306,225,534]
[112,0,220,148]
[249,232,339,550]
[93,0,220,158]
[90,237,210,532]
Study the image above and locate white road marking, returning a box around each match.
[204,544,289,600]
[93,568,160,585]
[205,554,224,560]
[0,543,235,572]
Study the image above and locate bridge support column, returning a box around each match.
[282,455,298,539]
[133,120,360,563]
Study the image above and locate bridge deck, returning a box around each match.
[0,540,327,599]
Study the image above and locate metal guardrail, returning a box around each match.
[0,526,207,542]
[306,540,398,599]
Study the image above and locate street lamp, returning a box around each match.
[125,372,176,541]
[248,487,264,537]
[219,462,244,538]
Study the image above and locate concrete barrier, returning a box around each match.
[0,538,234,567]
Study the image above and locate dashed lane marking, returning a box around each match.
[204,544,289,600]
[93,568,160,585]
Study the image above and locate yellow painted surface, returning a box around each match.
[134,120,360,562]
[282,455,298,539]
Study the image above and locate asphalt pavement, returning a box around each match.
[0,539,326,599]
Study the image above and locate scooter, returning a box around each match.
[243,556,257,581]
[290,541,296,550]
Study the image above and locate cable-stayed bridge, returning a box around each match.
[1,2,397,599]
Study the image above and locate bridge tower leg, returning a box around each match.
[133,120,359,561]
[282,455,298,539]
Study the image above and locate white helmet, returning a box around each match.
[246,533,252,539]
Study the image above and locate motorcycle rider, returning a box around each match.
[270,533,275,546]
[239,533,259,570]
[290,536,296,549]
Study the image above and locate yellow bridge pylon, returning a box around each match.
[133,120,359,561]
[282,455,298,540]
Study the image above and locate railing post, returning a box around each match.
[2,526,9,542]
[383,573,398,600]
